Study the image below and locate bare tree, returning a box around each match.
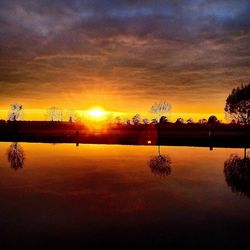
[59,109,63,121]
[67,110,78,122]
[47,107,63,121]
[151,101,171,121]
[8,103,23,121]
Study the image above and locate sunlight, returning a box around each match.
[87,106,107,121]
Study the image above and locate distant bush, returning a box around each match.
[159,116,168,124]
[208,115,219,124]
[175,118,184,124]
[198,118,207,124]
[186,118,193,124]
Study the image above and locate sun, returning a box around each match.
[87,106,107,120]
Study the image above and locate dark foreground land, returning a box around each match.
[0,120,249,148]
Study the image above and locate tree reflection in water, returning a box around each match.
[7,143,25,170]
[224,151,250,198]
[149,145,171,177]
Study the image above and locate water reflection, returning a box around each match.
[149,155,171,176]
[149,145,171,177]
[224,151,250,198]
[7,142,25,170]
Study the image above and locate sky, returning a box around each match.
[0,0,250,121]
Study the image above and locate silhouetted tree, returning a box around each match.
[142,118,149,125]
[125,119,131,125]
[68,110,78,123]
[186,118,193,124]
[225,83,250,124]
[176,118,184,124]
[224,153,250,198]
[208,115,218,124]
[7,143,25,170]
[151,101,171,120]
[47,107,63,121]
[8,103,23,121]
[151,118,158,124]
[159,116,168,124]
[132,114,140,125]
[199,118,207,124]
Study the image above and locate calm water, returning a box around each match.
[0,142,250,249]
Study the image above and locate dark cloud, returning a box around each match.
[0,0,250,113]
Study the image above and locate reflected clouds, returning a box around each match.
[224,152,250,198]
[7,142,25,170]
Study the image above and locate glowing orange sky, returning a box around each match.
[0,0,250,121]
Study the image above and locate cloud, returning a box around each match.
[0,0,250,113]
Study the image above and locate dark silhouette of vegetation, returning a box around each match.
[224,151,250,198]
[225,83,250,124]
[151,101,171,122]
[208,115,219,124]
[175,118,184,124]
[47,107,63,121]
[7,142,25,170]
[149,154,171,177]
[149,144,171,177]
[186,118,193,124]
[159,116,168,124]
[142,118,149,124]
[198,118,207,124]
[125,119,131,125]
[132,114,140,125]
[151,118,158,124]
[8,104,23,121]
[68,110,78,123]
[0,119,249,147]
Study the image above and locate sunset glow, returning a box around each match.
[0,1,250,248]
[0,0,249,121]
[87,107,107,121]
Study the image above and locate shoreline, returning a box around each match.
[0,121,249,148]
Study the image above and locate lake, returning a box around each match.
[0,142,250,249]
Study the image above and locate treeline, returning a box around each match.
[2,83,249,125]
[0,119,249,130]
[0,120,87,130]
